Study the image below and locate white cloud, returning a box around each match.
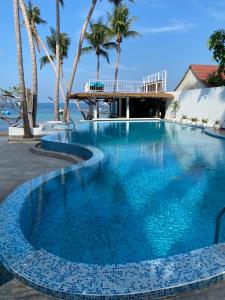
[139,20,194,34]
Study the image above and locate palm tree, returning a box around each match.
[82,19,117,80]
[40,28,70,77]
[19,0,38,128]
[55,0,64,120]
[26,1,47,52]
[13,0,32,138]
[25,1,66,104]
[108,0,134,6]
[108,5,140,91]
[63,0,135,120]
[63,0,97,121]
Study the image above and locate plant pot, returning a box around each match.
[202,123,207,127]
[214,124,220,130]
[192,121,196,125]
[182,119,187,124]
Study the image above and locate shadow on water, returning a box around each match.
[20,121,225,265]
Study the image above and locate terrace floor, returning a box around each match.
[1,138,225,299]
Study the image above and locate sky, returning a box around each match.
[1,0,225,102]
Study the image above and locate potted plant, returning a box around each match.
[181,115,188,123]
[191,117,198,125]
[214,120,221,130]
[202,118,208,127]
[171,100,180,120]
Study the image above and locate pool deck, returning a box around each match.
[1,136,225,299]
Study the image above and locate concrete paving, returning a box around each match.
[0,141,72,203]
[1,140,225,299]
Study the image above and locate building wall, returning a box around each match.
[166,86,225,127]
[176,69,206,91]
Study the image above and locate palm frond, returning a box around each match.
[81,46,94,55]
[124,30,141,38]
[59,0,65,8]
[40,54,55,69]
[99,49,110,64]
[103,41,117,50]
[108,5,140,41]
[108,0,135,7]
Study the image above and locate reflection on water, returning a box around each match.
[21,121,225,265]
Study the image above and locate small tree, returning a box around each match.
[208,29,225,85]
[171,100,180,118]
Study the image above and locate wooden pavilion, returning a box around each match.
[69,91,174,120]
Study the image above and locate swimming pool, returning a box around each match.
[2,121,225,299]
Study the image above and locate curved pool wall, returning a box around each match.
[1,121,225,299]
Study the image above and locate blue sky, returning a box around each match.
[1,0,225,102]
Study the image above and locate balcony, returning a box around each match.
[84,71,167,94]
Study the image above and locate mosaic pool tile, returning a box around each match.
[1,130,225,299]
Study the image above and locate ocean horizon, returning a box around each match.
[0,102,109,131]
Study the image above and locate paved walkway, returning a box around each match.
[1,140,225,299]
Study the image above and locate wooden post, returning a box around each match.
[126,97,130,119]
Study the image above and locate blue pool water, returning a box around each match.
[21,121,225,265]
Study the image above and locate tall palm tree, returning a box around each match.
[108,5,139,91]
[26,0,46,52]
[13,0,32,138]
[19,0,38,128]
[63,0,134,120]
[55,0,64,120]
[40,28,70,76]
[63,0,97,121]
[25,1,66,103]
[82,19,117,80]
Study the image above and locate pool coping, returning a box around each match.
[1,121,225,299]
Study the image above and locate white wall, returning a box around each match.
[166,86,225,127]
[176,69,206,91]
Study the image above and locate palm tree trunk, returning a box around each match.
[114,42,121,92]
[13,0,32,138]
[54,0,60,121]
[19,0,38,128]
[63,0,98,121]
[96,54,100,80]
[37,35,86,120]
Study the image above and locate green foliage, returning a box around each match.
[40,28,70,68]
[26,0,47,29]
[208,29,225,74]
[108,0,134,6]
[171,100,180,117]
[82,18,117,63]
[0,86,21,98]
[108,5,140,44]
[208,71,225,86]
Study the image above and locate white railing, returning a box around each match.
[143,70,167,93]
[84,80,143,93]
[84,70,167,94]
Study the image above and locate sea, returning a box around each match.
[0,102,109,131]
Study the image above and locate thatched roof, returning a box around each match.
[70,92,174,100]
